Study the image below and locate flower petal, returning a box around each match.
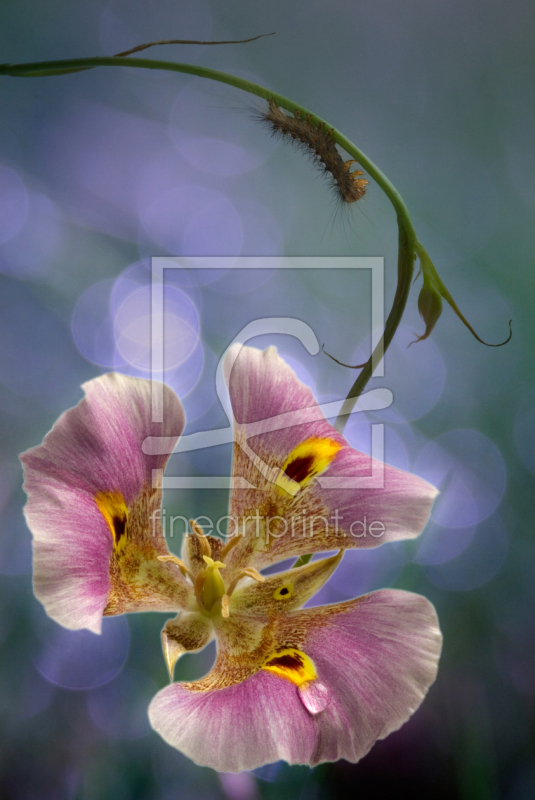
[229,551,343,616]
[148,589,441,771]
[284,589,442,764]
[162,611,214,679]
[223,346,437,576]
[149,669,317,772]
[21,373,190,633]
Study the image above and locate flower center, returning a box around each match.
[200,555,226,613]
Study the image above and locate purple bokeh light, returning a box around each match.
[424,514,508,591]
[140,185,243,259]
[0,165,28,244]
[170,78,277,177]
[164,341,205,400]
[415,428,506,528]
[114,284,199,371]
[0,193,64,279]
[218,771,260,800]
[313,544,406,604]
[42,102,170,239]
[87,668,156,740]
[344,416,410,472]
[413,520,477,565]
[350,325,446,421]
[71,279,126,368]
[34,616,129,691]
[112,259,202,312]
[180,345,220,427]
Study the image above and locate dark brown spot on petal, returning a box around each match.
[95,490,129,554]
[265,652,304,670]
[284,456,315,484]
[112,514,127,546]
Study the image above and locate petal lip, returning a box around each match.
[20,373,185,633]
[162,611,214,680]
[298,589,442,765]
[149,589,442,772]
[148,670,317,773]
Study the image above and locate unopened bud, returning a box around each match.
[410,280,443,345]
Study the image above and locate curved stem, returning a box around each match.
[0,57,418,410]
[335,223,416,434]
[0,57,419,409]
[0,58,413,239]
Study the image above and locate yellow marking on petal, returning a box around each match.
[262,648,317,686]
[273,582,293,600]
[275,437,343,496]
[95,490,128,554]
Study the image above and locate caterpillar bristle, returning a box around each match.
[258,98,368,204]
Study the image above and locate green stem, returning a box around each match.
[335,222,416,434]
[0,56,419,411]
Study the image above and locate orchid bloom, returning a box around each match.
[21,345,441,773]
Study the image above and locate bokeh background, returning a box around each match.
[1,1,534,798]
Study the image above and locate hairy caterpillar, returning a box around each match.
[259,99,369,204]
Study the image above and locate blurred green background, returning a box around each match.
[1,1,534,798]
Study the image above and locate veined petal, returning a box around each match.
[223,346,437,577]
[229,552,343,617]
[162,612,215,679]
[148,589,441,772]
[283,589,442,764]
[149,668,317,773]
[21,373,190,633]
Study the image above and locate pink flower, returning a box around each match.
[21,346,441,772]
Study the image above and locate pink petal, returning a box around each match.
[308,448,439,547]
[295,589,442,765]
[22,373,183,501]
[223,346,437,575]
[149,589,441,771]
[224,345,340,488]
[21,373,185,633]
[148,669,317,773]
